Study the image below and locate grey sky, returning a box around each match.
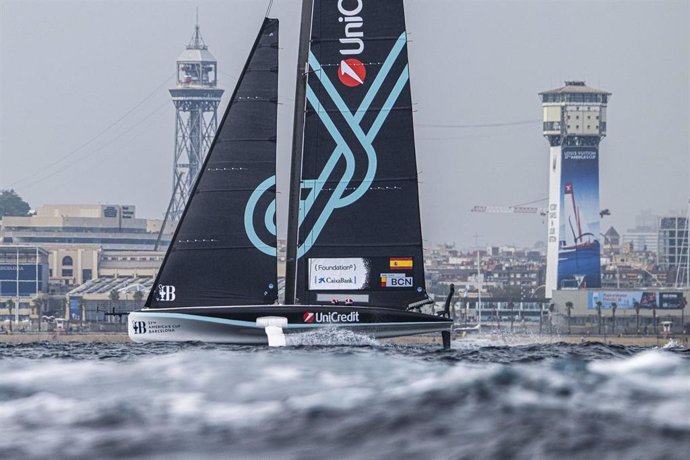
[1,0,688,249]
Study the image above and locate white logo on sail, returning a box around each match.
[338,0,364,56]
[157,285,176,302]
[339,59,364,85]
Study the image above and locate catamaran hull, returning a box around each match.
[128,305,452,345]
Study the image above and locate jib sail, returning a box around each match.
[290,1,427,309]
[147,18,279,308]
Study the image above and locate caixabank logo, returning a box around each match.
[303,311,360,323]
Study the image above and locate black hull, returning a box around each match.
[128,305,452,345]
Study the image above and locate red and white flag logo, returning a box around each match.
[338,59,366,87]
[303,311,315,323]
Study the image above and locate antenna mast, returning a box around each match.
[285,0,314,304]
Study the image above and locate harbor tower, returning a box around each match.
[168,19,224,221]
[540,81,611,296]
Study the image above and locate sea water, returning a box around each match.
[1,334,688,460]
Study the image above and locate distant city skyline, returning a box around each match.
[1,0,688,249]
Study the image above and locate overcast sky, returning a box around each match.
[1,0,688,249]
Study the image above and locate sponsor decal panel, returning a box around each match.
[380,272,413,288]
[308,258,369,290]
[303,310,360,323]
[557,146,601,288]
[130,320,181,334]
[587,291,684,309]
[659,292,684,308]
[389,257,413,270]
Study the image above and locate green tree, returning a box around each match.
[565,301,574,335]
[0,189,31,217]
[133,290,144,304]
[611,302,618,335]
[6,299,14,332]
[32,297,43,332]
[109,290,120,318]
[596,301,603,335]
[634,301,641,335]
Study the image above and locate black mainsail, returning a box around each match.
[289,0,427,309]
[147,18,279,308]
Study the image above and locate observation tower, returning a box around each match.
[168,18,224,221]
[540,81,611,295]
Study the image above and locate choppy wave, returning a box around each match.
[0,339,688,459]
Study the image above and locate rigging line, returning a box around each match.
[8,72,175,188]
[19,101,169,190]
[417,119,541,129]
[217,70,239,82]
[511,197,548,207]
[265,0,274,17]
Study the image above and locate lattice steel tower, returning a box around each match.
[169,18,224,221]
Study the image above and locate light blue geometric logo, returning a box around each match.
[245,32,409,258]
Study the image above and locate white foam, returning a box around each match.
[588,349,681,375]
[285,327,379,346]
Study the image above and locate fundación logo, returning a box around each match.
[303,311,360,324]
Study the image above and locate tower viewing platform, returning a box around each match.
[540,81,611,147]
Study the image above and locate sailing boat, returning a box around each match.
[128,1,453,347]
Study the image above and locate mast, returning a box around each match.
[285,0,314,304]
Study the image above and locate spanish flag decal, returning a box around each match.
[389,257,413,270]
[380,274,387,287]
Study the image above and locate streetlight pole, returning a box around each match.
[477,252,482,330]
[15,247,20,326]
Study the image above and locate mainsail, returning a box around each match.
[147,18,279,308]
[290,0,427,308]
